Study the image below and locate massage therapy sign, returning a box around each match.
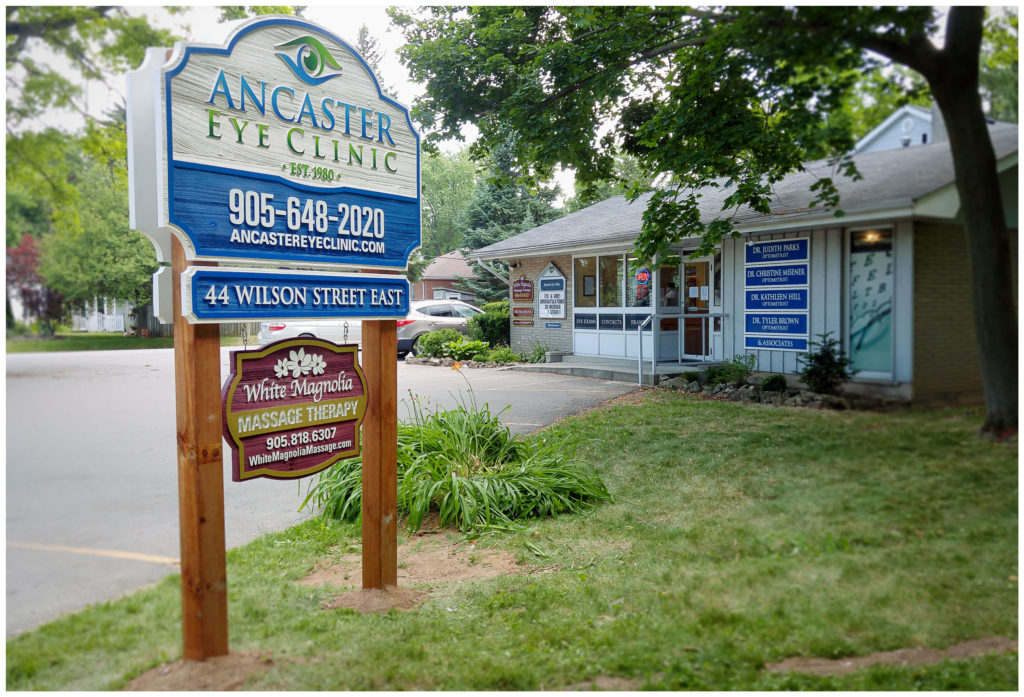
[128,16,421,270]
[223,339,366,481]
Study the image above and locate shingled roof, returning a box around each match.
[421,250,480,280]
[475,123,1018,260]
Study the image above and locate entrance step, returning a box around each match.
[509,361,658,386]
[508,355,719,386]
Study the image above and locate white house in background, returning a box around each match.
[70,297,132,333]
[852,104,934,154]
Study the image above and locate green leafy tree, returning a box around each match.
[455,137,562,303]
[420,148,478,257]
[353,22,397,96]
[833,65,931,142]
[37,153,158,309]
[563,151,657,213]
[391,6,1017,432]
[980,8,1018,122]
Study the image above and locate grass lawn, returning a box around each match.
[5,392,1017,690]
[6,331,248,352]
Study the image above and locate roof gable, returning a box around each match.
[421,251,480,279]
[853,104,933,154]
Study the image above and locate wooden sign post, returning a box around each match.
[361,320,398,588]
[172,240,229,659]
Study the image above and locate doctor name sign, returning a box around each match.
[128,16,420,270]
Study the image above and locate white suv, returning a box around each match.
[257,299,483,355]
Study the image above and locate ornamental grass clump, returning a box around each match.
[302,389,611,532]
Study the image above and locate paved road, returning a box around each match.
[6,348,635,637]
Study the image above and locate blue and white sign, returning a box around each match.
[745,238,809,265]
[745,288,809,311]
[181,266,410,323]
[129,16,420,271]
[544,322,562,329]
[537,262,567,320]
[744,237,810,352]
[745,336,809,351]
[745,263,809,288]
[744,313,808,335]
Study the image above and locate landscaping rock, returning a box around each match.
[661,376,689,391]
[687,381,701,393]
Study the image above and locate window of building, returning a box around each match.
[599,255,623,307]
[574,257,596,308]
[626,257,652,307]
[658,264,680,310]
[848,229,893,374]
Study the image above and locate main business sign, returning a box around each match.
[223,339,367,481]
[128,16,420,270]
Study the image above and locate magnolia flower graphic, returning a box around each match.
[273,349,327,379]
[273,358,290,378]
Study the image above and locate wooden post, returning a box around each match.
[172,237,229,659]
[361,319,398,588]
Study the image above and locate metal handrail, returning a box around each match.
[638,310,728,385]
[637,314,655,386]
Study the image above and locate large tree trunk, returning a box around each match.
[928,10,1018,433]
[868,7,1019,432]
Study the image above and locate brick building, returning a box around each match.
[412,250,481,305]
[475,121,1018,403]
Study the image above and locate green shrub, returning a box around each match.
[704,365,727,385]
[302,393,612,532]
[472,352,490,362]
[798,332,856,394]
[525,341,549,363]
[467,304,510,346]
[761,373,789,392]
[721,353,758,385]
[682,371,701,383]
[481,300,509,314]
[486,346,522,363]
[416,328,463,357]
[442,338,490,361]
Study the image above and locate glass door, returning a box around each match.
[683,259,711,357]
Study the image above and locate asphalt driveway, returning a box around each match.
[6,348,636,637]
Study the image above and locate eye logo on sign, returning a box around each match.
[275,36,342,85]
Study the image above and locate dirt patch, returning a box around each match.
[765,637,1018,677]
[124,650,273,691]
[562,675,645,691]
[321,585,429,613]
[300,538,526,590]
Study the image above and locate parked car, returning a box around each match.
[257,299,483,356]
[396,299,483,356]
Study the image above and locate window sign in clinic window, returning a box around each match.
[744,238,810,352]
